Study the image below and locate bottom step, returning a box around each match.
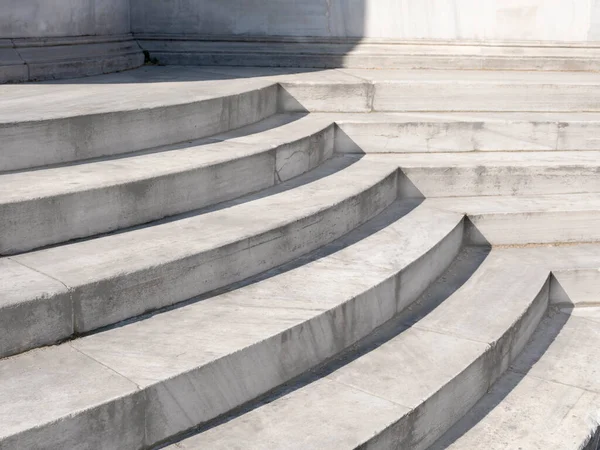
[434,308,600,450]
[163,246,552,449]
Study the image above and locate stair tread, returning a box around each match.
[167,244,600,450]
[435,311,600,449]
[5,67,600,124]
[340,68,600,84]
[0,200,463,448]
[0,114,316,199]
[0,155,401,356]
[0,66,276,123]
[372,151,600,167]
[0,113,333,254]
[428,193,600,214]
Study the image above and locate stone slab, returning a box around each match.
[372,151,600,196]
[552,269,600,306]
[436,313,600,449]
[0,113,333,254]
[332,112,600,153]
[428,193,600,245]
[434,373,600,450]
[0,201,463,447]
[0,259,72,358]
[137,38,600,71]
[164,246,561,449]
[0,66,278,171]
[4,157,397,353]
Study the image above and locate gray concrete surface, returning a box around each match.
[333,112,600,153]
[434,312,600,449]
[130,0,600,42]
[374,152,600,197]
[0,201,464,447]
[1,0,130,38]
[0,157,398,356]
[6,67,600,169]
[137,38,600,71]
[165,244,600,450]
[3,63,600,449]
[0,67,278,171]
[0,114,334,254]
[427,193,600,245]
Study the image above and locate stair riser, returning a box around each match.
[73,171,399,332]
[279,82,372,113]
[468,211,600,246]
[0,260,72,359]
[363,276,551,450]
[1,391,146,450]
[0,85,277,172]
[282,82,600,113]
[0,125,335,255]
[403,166,600,197]
[373,83,600,112]
[0,168,397,359]
[5,216,464,449]
[551,269,600,306]
[336,121,600,153]
[145,220,465,447]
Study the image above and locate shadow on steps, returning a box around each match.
[155,243,491,449]
[430,275,596,449]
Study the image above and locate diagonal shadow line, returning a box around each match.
[21,153,362,255]
[430,275,582,449]
[80,194,423,337]
[153,239,491,449]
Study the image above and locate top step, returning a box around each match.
[4,66,600,171]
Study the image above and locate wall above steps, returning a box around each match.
[0,0,143,82]
[130,0,600,41]
[4,0,600,82]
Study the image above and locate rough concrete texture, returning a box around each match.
[130,0,600,41]
[137,38,600,72]
[0,201,464,447]
[164,245,600,450]
[0,157,399,355]
[2,64,600,450]
[0,114,334,254]
[434,311,600,449]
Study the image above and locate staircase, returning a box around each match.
[1,66,599,450]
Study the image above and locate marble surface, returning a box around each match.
[132,0,600,42]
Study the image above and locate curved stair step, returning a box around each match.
[0,113,333,254]
[333,112,600,153]
[166,246,554,449]
[428,193,600,245]
[434,267,600,449]
[0,67,278,171]
[0,156,397,357]
[340,69,600,113]
[373,152,600,197]
[0,201,464,449]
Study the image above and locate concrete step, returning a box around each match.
[434,297,600,448]
[332,112,600,153]
[338,68,600,113]
[0,113,333,254]
[5,66,600,172]
[0,156,400,358]
[428,193,600,245]
[370,152,600,197]
[0,67,278,171]
[138,38,600,72]
[168,244,600,450]
[0,200,464,449]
